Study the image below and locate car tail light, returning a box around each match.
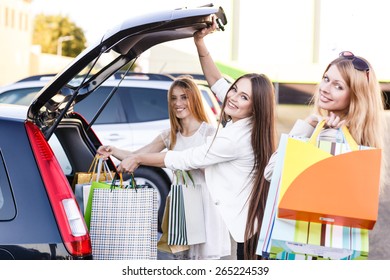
[25,121,92,257]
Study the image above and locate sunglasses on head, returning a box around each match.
[339,51,370,82]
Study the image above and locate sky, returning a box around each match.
[30,0,390,81]
[31,0,223,43]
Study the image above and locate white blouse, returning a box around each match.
[164,78,255,242]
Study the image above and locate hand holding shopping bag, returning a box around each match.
[257,122,375,260]
[277,120,381,229]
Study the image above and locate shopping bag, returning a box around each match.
[257,133,289,257]
[268,218,368,260]
[74,156,114,214]
[74,183,89,214]
[168,170,206,246]
[257,133,369,260]
[157,195,190,254]
[85,173,158,260]
[71,155,115,189]
[277,121,381,229]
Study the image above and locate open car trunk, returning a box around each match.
[32,5,227,233]
[50,114,111,185]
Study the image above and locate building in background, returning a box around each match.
[0,0,73,86]
[1,0,389,86]
[0,0,32,85]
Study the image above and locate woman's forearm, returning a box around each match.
[137,152,167,168]
[194,18,222,87]
[196,41,222,87]
[118,152,167,173]
[111,146,132,161]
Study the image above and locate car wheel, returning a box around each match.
[121,166,170,233]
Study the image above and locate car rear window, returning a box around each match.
[0,152,16,220]
[0,87,41,106]
[74,86,169,124]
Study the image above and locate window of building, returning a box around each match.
[5,7,9,27]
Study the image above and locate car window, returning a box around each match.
[74,86,127,124]
[74,86,169,124]
[119,87,168,123]
[201,89,213,108]
[0,87,41,106]
[0,152,16,220]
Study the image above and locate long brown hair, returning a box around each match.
[218,74,276,259]
[168,76,210,150]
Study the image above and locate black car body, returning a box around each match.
[0,4,227,260]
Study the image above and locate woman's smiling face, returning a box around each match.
[224,77,253,122]
[170,86,191,119]
[318,64,351,115]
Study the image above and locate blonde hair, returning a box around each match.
[313,56,385,149]
[167,76,210,150]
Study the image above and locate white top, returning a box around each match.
[161,121,231,259]
[165,78,255,242]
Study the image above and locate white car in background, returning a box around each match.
[0,71,218,220]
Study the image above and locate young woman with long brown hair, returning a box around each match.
[117,18,277,260]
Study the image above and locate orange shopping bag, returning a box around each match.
[277,121,382,229]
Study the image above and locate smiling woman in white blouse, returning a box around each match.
[118,17,277,260]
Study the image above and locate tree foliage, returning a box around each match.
[33,14,87,57]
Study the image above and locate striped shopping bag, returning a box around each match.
[277,121,381,229]
[257,132,370,260]
[268,218,369,260]
[168,184,188,245]
[167,171,206,246]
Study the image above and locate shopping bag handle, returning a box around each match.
[110,172,137,190]
[102,159,114,181]
[87,155,99,173]
[96,156,114,182]
[308,120,359,151]
[175,170,195,187]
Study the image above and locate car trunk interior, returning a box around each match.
[51,116,116,187]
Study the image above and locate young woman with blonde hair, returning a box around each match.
[265,51,386,183]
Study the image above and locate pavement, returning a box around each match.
[369,183,390,259]
[367,113,390,259]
